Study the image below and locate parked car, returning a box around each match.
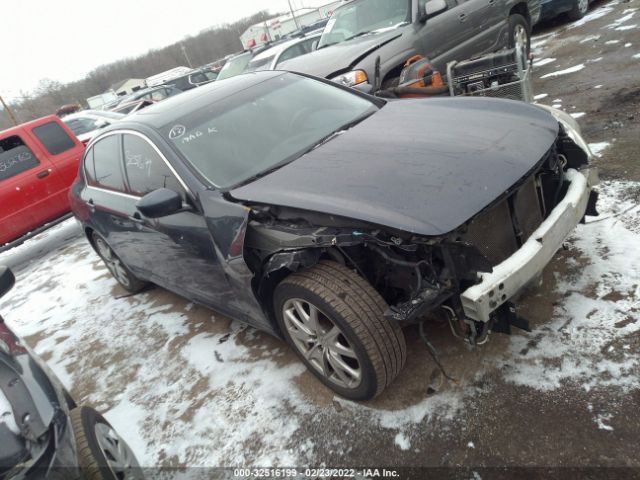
[0,266,141,479]
[217,43,283,81]
[1,115,84,247]
[63,110,125,145]
[112,85,181,109]
[279,0,541,91]
[69,71,597,401]
[111,99,155,116]
[245,33,322,72]
[538,0,590,22]
[164,69,215,91]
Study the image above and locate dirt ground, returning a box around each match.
[1,2,639,478]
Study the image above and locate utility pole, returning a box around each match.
[0,94,18,126]
[181,45,193,68]
[287,0,300,29]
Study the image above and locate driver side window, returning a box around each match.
[122,134,184,197]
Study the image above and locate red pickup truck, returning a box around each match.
[1,115,84,246]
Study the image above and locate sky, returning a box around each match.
[0,0,331,103]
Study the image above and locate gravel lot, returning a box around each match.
[1,0,639,475]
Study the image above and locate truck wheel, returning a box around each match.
[274,261,406,400]
[92,232,146,293]
[70,406,142,480]
[508,14,531,56]
[568,0,588,20]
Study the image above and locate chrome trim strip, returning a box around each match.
[83,129,192,197]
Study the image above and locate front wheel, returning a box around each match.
[70,406,142,480]
[568,0,589,20]
[274,261,406,400]
[508,14,531,57]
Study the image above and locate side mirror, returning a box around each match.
[136,188,183,218]
[0,266,15,299]
[420,0,448,22]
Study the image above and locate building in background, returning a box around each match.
[110,78,146,96]
[240,1,342,49]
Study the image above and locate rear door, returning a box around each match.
[462,0,507,53]
[0,133,64,244]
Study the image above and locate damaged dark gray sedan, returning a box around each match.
[69,71,598,400]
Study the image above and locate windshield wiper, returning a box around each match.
[344,30,373,42]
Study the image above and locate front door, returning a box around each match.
[0,133,65,244]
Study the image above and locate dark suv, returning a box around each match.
[279,0,540,91]
[0,267,141,479]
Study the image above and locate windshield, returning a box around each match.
[318,0,411,48]
[217,53,252,80]
[163,74,378,189]
[246,55,275,72]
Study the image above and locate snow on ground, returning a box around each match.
[502,180,640,393]
[589,141,612,157]
[1,178,638,466]
[540,64,585,78]
[534,57,556,67]
[570,1,618,28]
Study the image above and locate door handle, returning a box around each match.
[458,13,467,22]
[87,199,96,211]
[36,170,50,179]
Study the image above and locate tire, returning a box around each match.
[568,0,588,20]
[70,406,142,480]
[274,260,406,400]
[91,232,147,293]
[508,14,531,56]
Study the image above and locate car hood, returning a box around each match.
[230,97,560,236]
[278,27,406,78]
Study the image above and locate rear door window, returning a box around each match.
[0,135,40,181]
[122,134,184,196]
[31,121,76,155]
[92,134,126,192]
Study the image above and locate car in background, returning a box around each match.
[279,0,541,91]
[1,115,84,247]
[111,99,155,116]
[245,33,321,72]
[69,71,597,400]
[538,0,590,22]
[112,85,182,109]
[216,51,254,81]
[0,266,141,479]
[63,110,125,144]
[55,103,82,117]
[163,69,216,91]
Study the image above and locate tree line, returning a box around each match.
[0,11,271,130]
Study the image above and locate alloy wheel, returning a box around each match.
[282,298,362,389]
[94,238,131,288]
[94,422,136,479]
[578,0,588,14]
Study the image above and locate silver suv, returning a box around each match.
[279,0,540,91]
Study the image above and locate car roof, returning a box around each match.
[250,33,321,62]
[63,110,124,121]
[111,71,286,130]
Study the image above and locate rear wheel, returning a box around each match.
[92,233,146,293]
[508,14,531,56]
[274,261,406,400]
[70,406,142,480]
[568,0,588,20]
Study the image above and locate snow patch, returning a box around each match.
[570,112,586,119]
[615,24,637,31]
[534,57,556,67]
[595,414,614,431]
[394,433,411,450]
[605,40,620,44]
[589,142,611,156]
[0,389,19,435]
[540,64,585,78]
[534,93,549,100]
[580,35,601,43]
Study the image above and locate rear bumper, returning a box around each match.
[460,168,598,322]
